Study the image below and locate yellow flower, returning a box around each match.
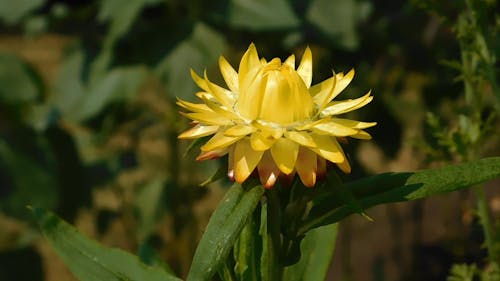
[178,43,375,188]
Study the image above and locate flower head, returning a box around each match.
[178,43,376,188]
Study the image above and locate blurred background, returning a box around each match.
[0,0,499,280]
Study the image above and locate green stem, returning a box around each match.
[218,258,236,281]
[459,0,498,263]
[266,189,284,281]
[473,185,498,262]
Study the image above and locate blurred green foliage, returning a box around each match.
[0,0,499,280]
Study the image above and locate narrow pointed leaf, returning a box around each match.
[187,182,264,281]
[301,157,500,233]
[32,207,181,281]
[283,224,338,281]
[234,210,262,281]
[199,162,228,187]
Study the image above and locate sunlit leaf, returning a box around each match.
[32,207,182,281]
[447,264,477,281]
[301,157,500,233]
[187,182,264,281]
[283,224,338,281]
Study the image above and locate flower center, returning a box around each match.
[237,58,314,126]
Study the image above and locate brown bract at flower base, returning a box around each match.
[178,43,376,188]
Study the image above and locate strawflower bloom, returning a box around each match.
[178,43,376,188]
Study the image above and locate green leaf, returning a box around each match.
[259,201,271,281]
[32,207,182,281]
[52,47,86,118]
[259,190,281,281]
[98,0,163,41]
[283,224,338,281]
[234,210,262,281]
[301,157,500,233]
[187,182,264,281]
[138,243,176,275]
[0,0,45,24]
[199,162,228,187]
[155,22,226,101]
[52,47,147,122]
[75,66,147,121]
[447,264,477,281]
[0,141,58,218]
[325,173,373,221]
[92,0,164,79]
[227,0,299,30]
[135,178,165,240]
[0,53,41,105]
[306,0,372,50]
[24,15,48,36]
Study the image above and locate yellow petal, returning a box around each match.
[311,73,336,112]
[310,134,345,163]
[190,69,210,92]
[204,71,234,107]
[295,147,317,187]
[201,130,244,151]
[237,65,265,120]
[178,124,219,139]
[195,91,217,101]
[234,139,264,183]
[224,124,256,137]
[219,56,239,92]
[196,148,228,160]
[350,130,372,139]
[284,54,295,69]
[177,99,211,113]
[252,121,284,139]
[238,43,260,84]
[270,138,299,174]
[258,68,313,124]
[321,91,373,116]
[336,158,351,173]
[332,69,355,98]
[181,112,232,126]
[295,118,326,131]
[297,46,312,88]
[312,120,359,136]
[258,151,280,189]
[284,131,317,147]
[250,131,276,151]
[330,118,377,129]
[310,76,334,98]
[312,69,355,112]
[200,95,239,120]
